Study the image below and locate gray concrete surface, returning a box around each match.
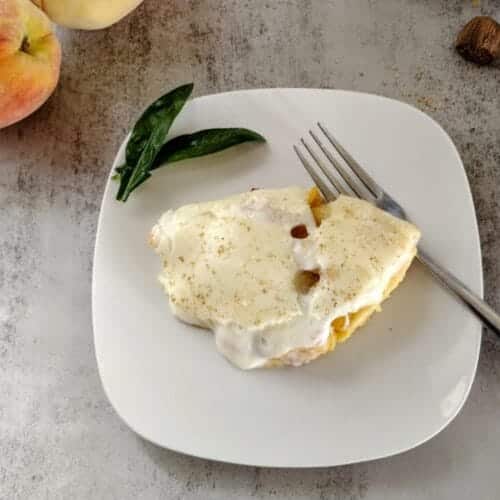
[1,0,499,498]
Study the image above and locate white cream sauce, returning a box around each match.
[151,187,420,369]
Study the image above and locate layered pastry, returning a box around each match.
[150,187,421,369]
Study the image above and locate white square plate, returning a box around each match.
[93,89,482,467]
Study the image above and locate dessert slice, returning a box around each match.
[150,187,420,369]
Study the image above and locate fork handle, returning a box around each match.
[417,248,500,336]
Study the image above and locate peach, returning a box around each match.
[32,0,144,30]
[0,0,61,129]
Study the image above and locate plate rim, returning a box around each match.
[92,87,483,467]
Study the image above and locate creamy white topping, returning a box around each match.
[150,187,420,369]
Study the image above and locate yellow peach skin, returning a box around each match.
[32,0,145,30]
[0,0,61,129]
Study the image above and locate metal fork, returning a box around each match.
[294,123,500,336]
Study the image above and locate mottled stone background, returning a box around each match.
[1,1,499,499]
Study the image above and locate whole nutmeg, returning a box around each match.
[455,16,500,65]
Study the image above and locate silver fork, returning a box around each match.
[294,122,500,336]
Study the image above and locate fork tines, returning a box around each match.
[294,123,382,204]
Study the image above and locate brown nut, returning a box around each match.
[456,16,500,65]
